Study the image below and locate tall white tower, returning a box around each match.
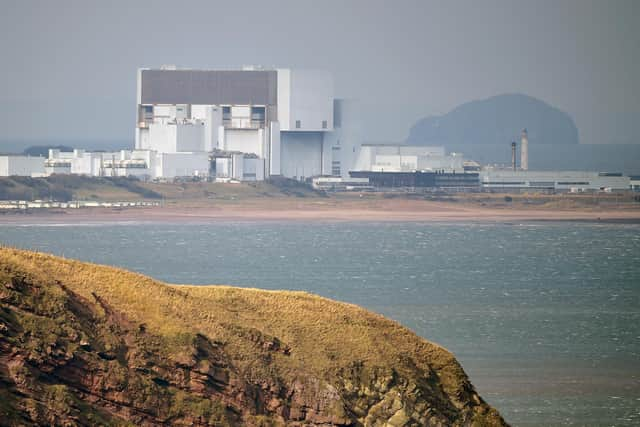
[520,128,529,171]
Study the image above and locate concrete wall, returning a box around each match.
[215,155,265,182]
[149,123,177,153]
[321,99,363,178]
[155,152,209,178]
[280,132,323,179]
[0,156,45,177]
[204,106,222,151]
[278,69,333,132]
[269,121,281,175]
[136,128,150,150]
[70,151,100,175]
[277,69,291,130]
[148,123,205,153]
[242,158,265,181]
[175,123,205,152]
[480,170,631,191]
[224,129,263,156]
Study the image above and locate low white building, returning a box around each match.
[0,155,45,177]
[480,170,630,191]
[352,144,469,173]
[311,176,371,191]
[45,148,210,180]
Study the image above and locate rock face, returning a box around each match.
[407,93,579,146]
[0,248,508,426]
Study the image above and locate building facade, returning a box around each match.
[0,156,45,177]
[479,170,630,191]
[351,144,474,174]
[134,66,359,181]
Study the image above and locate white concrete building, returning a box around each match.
[352,145,469,173]
[135,66,360,181]
[45,148,210,180]
[0,155,45,177]
[480,170,630,191]
[46,149,145,177]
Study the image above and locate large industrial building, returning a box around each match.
[2,68,637,196]
[133,66,359,181]
[348,144,481,189]
[479,170,630,192]
[2,66,360,182]
[352,144,477,173]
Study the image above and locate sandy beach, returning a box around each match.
[2,198,640,224]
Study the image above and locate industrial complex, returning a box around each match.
[2,66,358,182]
[0,66,636,194]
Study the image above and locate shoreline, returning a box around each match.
[2,199,640,225]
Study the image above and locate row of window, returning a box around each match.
[222,106,265,121]
[295,120,328,129]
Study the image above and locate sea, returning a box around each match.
[1,221,638,426]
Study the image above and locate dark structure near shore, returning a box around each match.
[349,170,479,188]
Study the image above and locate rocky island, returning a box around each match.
[0,247,507,426]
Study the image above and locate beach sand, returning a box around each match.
[2,198,639,224]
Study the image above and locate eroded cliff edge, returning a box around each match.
[0,247,507,426]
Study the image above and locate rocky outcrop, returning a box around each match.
[407,93,579,147]
[0,248,507,426]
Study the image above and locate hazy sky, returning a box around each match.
[0,0,638,150]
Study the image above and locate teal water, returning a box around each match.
[1,222,639,426]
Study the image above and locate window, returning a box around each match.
[251,106,265,122]
[322,120,327,129]
[222,106,231,121]
[140,105,153,122]
[332,160,341,176]
[295,120,301,129]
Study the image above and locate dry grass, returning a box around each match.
[0,246,465,395]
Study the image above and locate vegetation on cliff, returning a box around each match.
[0,247,507,426]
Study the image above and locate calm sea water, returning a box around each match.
[1,221,639,426]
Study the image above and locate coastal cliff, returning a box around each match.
[0,247,507,426]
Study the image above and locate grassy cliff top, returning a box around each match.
[0,246,455,380]
[0,247,506,426]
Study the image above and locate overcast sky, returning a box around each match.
[0,0,638,149]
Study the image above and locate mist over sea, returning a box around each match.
[1,221,639,426]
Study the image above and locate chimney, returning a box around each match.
[511,142,517,171]
[520,129,529,171]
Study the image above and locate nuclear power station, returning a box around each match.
[0,68,634,193]
[11,66,362,182]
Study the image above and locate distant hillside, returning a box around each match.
[407,93,579,146]
[0,248,507,426]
